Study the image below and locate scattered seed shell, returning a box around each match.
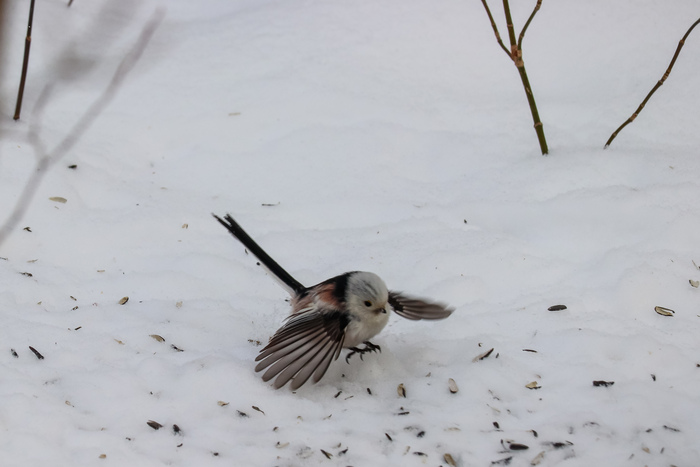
[99,454,106,459]
[397,383,406,398]
[473,347,494,362]
[530,451,546,465]
[690,279,699,288]
[28,346,44,360]
[592,380,614,387]
[147,420,163,430]
[444,453,457,466]
[217,401,229,407]
[49,196,67,203]
[448,378,459,394]
[492,456,513,465]
[509,442,529,450]
[525,381,540,389]
[150,334,165,343]
[118,296,129,305]
[548,304,567,311]
[654,306,674,316]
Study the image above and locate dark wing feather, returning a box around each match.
[388,291,454,320]
[254,308,349,389]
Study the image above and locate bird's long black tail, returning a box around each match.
[213,214,306,296]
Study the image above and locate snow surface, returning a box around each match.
[1,0,700,465]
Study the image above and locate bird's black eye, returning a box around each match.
[364,300,372,307]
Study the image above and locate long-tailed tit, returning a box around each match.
[214,214,454,390]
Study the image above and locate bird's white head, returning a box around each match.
[345,271,389,316]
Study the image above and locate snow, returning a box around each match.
[1,0,699,465]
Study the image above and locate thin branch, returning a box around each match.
[480,0,510,57]
[482,0,548,155]
[0,9,165,249]
[13,0,36,120]
[605,17,700,148]
[518,0,542,50]
[502,0,518,55]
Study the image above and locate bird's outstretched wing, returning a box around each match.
[255,308,349,389]
[388,292,454,320]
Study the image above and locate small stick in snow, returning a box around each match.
[13,0,36,120]
[479,0,549,155]
[605,18,700,148]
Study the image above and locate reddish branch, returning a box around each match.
[605,17,700,148]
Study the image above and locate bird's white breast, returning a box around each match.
[342,310,390,348]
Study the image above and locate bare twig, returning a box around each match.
[518,0,542,50]
[480,0,510,57]
[605,17,700,148]
[13,0,36,120]
[480,0,548,155]
[0,9,165,249]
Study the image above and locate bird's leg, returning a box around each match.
[345,341,382,363]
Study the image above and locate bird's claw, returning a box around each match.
[345,341,381,364]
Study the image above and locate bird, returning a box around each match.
[213,213,454,390]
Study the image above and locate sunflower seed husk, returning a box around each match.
[28,346,44,360]
[530,451,545,465]
[448,378,459,394]
[473,347,494,362]
[654,306,674,317]
[147,420,163,430]
[397,383,406,398]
